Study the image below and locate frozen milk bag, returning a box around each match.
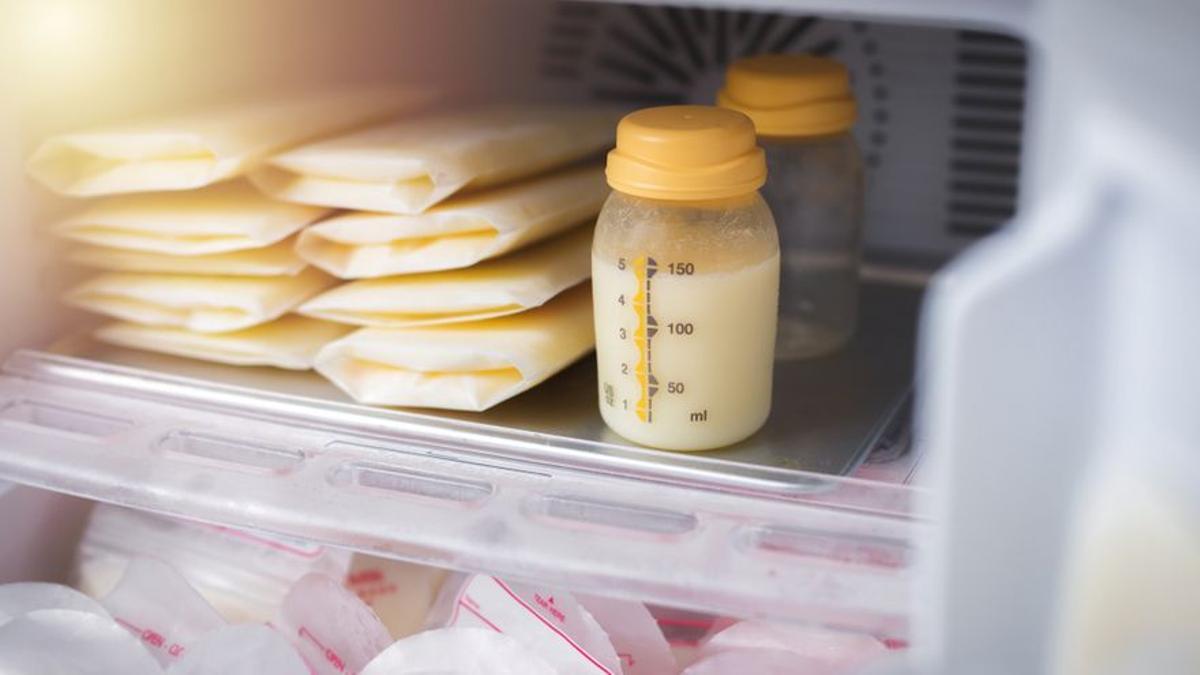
[52,181,330,255]
[95,316,353,370]
[315,283,594,411]
[251,104,620,214]
[576,593,677,675]
[170,624,309,675]
[65,267,336,333]
[0,610,161,675]
[361,628,557,675]
[27,88,434,196]
[0,584,109,627]
[345,554,448,640]
[71,505,353,624]
[294,164,607,278]
[274,573,392,675]
[101,557,226,667]
[434,575,623,675]
[69,238,307,277]
[299,225,592,328]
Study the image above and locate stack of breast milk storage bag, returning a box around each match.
[253,104,618,411]
[28,93,619,411]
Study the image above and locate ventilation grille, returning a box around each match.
[540,3,890,170]
[586,8,841,102]
[537,2,1029,259]
[946,30,1027,236]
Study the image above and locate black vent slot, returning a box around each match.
[946,30,1027,236]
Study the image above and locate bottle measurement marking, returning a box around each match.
[632,255,658,423]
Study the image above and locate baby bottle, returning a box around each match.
[593,105,780,451]
[719,54,863,359]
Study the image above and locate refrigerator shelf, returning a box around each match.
[0,283,924,628]
[52,281,922,480]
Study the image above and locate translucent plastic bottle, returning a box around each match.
[719,54,864,359]
[593,106,780,451]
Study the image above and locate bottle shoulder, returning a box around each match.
[597,190,775,226]
[594,190,779,270]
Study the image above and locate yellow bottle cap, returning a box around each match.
[605,105,766,201]
[717,54,857,137]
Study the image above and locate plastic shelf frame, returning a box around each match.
[0,349,924,631]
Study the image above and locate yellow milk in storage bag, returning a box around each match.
[299,225,592,328]
[294,165,606,278]
[52,181,330,255]
[27,88,432,196]
[69,238,307,277]
[65,268,335,333]
[95,316,353,370]
[253,105,620,215]
[593,106,780,451]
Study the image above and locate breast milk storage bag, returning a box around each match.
[69,238,307,277]
[294,165,607,278]
[299,225,592,328]
[719,55,864,359]
[315,284,594,411]
[593,106,780,451]
[64,267,336,333]
[27,88,432,196]
[52,181,330,256]
[94,316,352,370]
[252,104,620,215]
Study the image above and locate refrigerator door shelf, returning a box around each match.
[0,348,921,631]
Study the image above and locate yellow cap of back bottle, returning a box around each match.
[718,54,857,137]
[605,105,767,201]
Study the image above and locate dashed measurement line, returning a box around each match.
[633,256,659,423]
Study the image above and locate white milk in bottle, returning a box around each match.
[593,106,779,451]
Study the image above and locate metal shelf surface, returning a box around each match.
[55,282,921,482]
[0,282,925,630]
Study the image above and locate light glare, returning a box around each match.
[20,0,89,50]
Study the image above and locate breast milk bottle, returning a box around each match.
[719,54,864,359]
[593,105,780,451]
